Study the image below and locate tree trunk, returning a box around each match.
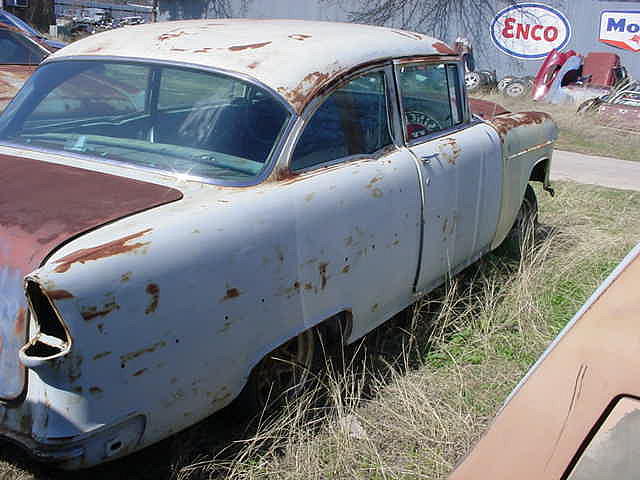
[5,0,55,33]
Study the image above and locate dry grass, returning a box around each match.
[1,182,639,479]
[474,92,640,162]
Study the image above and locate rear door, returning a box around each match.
[395,60,502,293]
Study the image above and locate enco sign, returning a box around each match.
[491,3,571,59]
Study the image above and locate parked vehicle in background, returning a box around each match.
[0,22,55,110]
[0,19,557,469]
[451,242,640,480]
[0,9,66,50]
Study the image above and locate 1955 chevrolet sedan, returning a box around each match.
[0,19,557,468]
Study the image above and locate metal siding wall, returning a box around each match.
[158,0,640,78]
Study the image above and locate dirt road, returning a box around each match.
[551,150,640,191]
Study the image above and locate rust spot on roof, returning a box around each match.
[221,288,241,302]
[432,41,456,55]
[158,30,187,41]
[171,48,187,52]
[194,47,212,53]
[54,228,152,273]
[145,283,159,314]
[289,34,312,41]
[228,41,272,52]
[278,70,332,113]
[48,289,74,300]
[248,61,260,69]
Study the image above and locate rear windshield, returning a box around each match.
[0,60,291,183]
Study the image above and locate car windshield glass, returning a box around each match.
[0,60,291,183]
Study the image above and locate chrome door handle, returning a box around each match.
[421,153,439,165]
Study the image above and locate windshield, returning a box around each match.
[0,60,291,183]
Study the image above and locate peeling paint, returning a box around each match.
[319,262,329,290]
[48,289,74,300]
[145,283,159,314]
[229,41,272,52]
[55,229,153,273]
[81,300,120,321]
[289,34,312,41]
[221,288,241,301]
[120,341,167,364]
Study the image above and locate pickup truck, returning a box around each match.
[0,19,557,468]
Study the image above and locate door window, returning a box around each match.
[291,71,391,171]
[398,62,465,142]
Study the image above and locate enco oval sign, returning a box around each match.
[491,3,571,59]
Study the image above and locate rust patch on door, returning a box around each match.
[319,262,329,290]
[438,138,461,165]
[145,283,159,314]
[220,288,241,302]
[55,229,152,273]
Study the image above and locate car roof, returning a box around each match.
[49,19,456,113]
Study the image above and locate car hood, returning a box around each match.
[0,153,182,400]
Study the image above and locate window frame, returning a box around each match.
[393,57,472,147]
[288,63,398,174]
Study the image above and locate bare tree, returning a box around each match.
[4,0,55,32]
[323,0,514,47]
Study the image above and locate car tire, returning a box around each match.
[503,79,529,98]
[497,76,515,93]
[502,184,538,258]
[236,328,319,416]
[465,71,483,92]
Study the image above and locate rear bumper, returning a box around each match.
[0,414,145,470]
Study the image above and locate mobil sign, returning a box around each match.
[491,3,571,59]
[600,11,640,52]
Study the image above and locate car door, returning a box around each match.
[283,67,423,341]
[395,60,502,294]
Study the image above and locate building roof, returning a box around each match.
[49,19,456,113]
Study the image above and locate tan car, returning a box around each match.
[0,22,54,110]
[451,242,640,479]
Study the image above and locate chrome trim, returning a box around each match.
[507,140,555,160]
[0,57,299,188]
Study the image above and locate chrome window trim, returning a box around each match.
[0,56,298,188]
[288,63,397,174]
[393,59,472,147]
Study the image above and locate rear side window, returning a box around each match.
[398,62,465,141]
[291,71,391,171]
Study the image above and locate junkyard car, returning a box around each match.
[0,20,557,468]
[450,242,640,480]
[0,21,55,111]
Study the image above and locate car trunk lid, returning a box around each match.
[0,153,182,400]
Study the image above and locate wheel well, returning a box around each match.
[530,159,549,183]
[317,310,353,346]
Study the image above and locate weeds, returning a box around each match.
[1,183,638,480]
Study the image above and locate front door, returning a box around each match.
[396,61,502,294]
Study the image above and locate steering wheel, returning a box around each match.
[405,111,442,139]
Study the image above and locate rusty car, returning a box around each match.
[450,241,640,480]
[0,21,55,111]
[0,19,557,469]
